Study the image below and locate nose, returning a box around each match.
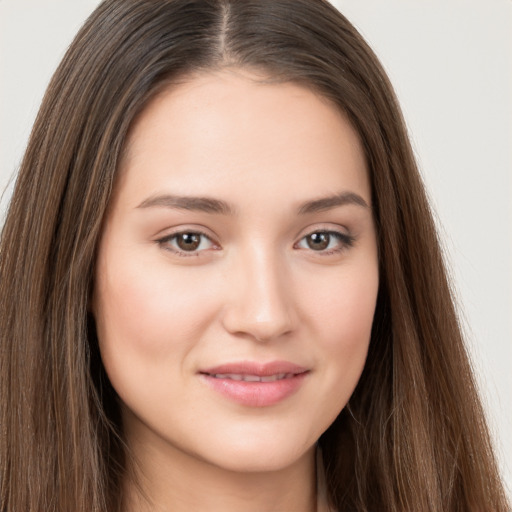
[221,246,296,342]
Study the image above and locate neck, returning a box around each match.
[122,429,318,512]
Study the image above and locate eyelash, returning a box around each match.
[156,229,355,257]
[294,230,355,255]
[157,229,217,257]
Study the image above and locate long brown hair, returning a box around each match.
[1,1,508,510]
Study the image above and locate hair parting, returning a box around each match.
[1,1,509,510]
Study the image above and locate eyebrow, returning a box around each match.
[297,192,369,214]
[136,191,369,215]
[137,195,235,215]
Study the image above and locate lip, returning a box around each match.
[199,361,310,407]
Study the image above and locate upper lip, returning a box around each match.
[200,361,309,377]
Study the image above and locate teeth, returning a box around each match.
[243,374,261,382]
[214,373,243,380]
[261,373,287,382]
[211,373,291,382]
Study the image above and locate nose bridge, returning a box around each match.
[222,241,295,341]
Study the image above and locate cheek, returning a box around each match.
[308,263,378,345]
[92,249,223,421]
[303,261,378,390]
[92,248,222,403]
[94,252,214,352]
[286,261,378,438]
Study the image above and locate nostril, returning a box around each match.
[220,257,296,341]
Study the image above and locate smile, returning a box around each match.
[208,373,295,382]
[199,361,309,407]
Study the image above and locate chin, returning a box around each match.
[190,429,316,474]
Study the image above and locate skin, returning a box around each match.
[93,68,379,512]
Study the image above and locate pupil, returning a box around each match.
[177,233,200,251]
[307,232,329,250]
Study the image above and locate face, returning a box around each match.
[93,69,378,475]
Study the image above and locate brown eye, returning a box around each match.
[176,233,201,251]
[296,230,355,254]
[306,232,330,251]
[158,231,215,255]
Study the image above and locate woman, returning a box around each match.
[0,1,509,511]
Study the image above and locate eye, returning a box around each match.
[296,230,354,253]
[157,231,216,255]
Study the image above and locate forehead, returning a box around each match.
[116,68,370,209]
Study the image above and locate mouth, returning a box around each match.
[199,361,309,407]
[205,372,298,382]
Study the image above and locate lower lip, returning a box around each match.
[200,372,308,407]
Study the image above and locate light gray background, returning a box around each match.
[1,0,510,495]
